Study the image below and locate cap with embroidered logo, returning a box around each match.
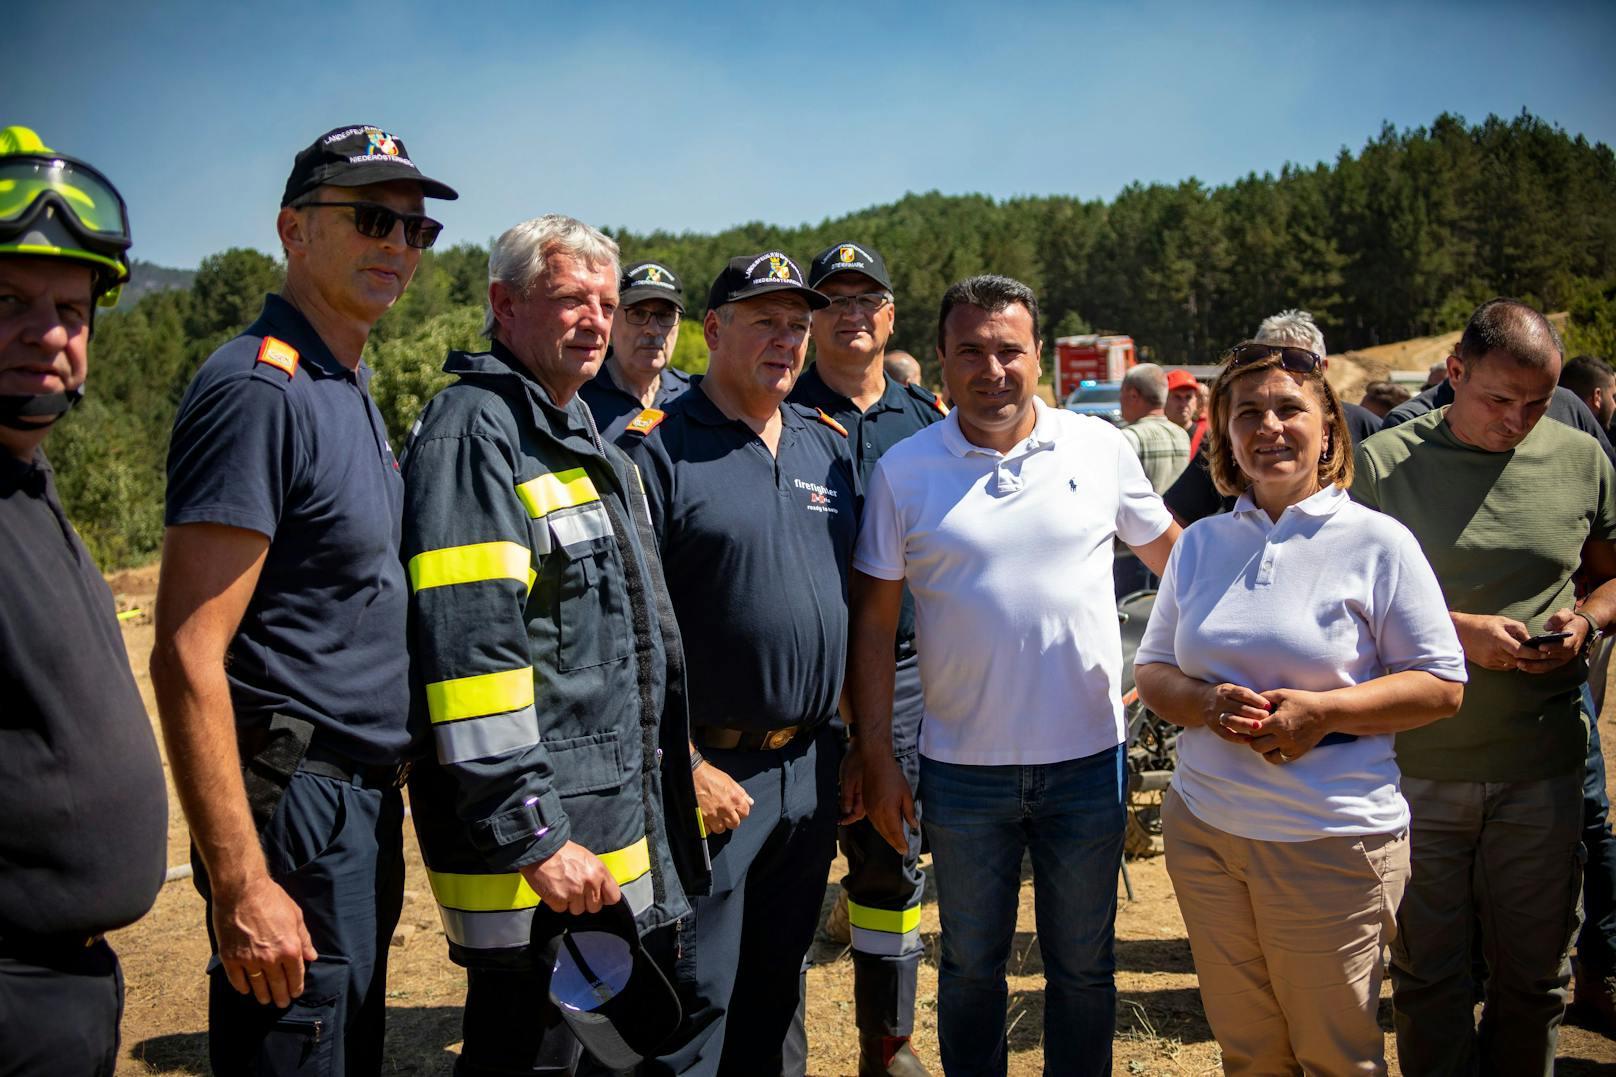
[808,241,891,291]
[282,124,458,207]
[707,251,828,311]
[620,261,684,312]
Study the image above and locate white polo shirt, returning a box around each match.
[1135,485,1467,841]
[854,397,1173,765]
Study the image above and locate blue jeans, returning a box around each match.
[1579,682,1616,973]
[919,745,1125,1077]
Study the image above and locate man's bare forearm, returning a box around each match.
[151,640,265,895]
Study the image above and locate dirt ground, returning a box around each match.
[105,564,1616,1075]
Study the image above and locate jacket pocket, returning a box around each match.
[547,731,628,797]
[549,506,633,672]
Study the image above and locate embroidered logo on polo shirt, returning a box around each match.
[1068,478,1077,491]
[254,336,300,377]
[793,478,840,515]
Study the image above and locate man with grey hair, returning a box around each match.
[1118,363,1189,493]
[1354,297,1616,1074]
[401,214,708,1073]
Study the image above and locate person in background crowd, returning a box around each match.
[1165,368,1206,454]
[151,125,456,1075]
[884,348,923,387]
[1359,378,1412,419]
[1424,359,1448,389]
[1354,298,1616,1075]
[1562,354,1616,437]
[1136,339,1465,1075]
[1164,309,1378,527]
[401,216,707,1074]
[624,252,853,1076]
[0,123,167,1077]
[577,258,694,441]
[1120,362,1191,494]
[855,274,1180,1076]
[789,241,945,1077]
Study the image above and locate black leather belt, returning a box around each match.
[0,932,104,959]
[301,747,411,789]
[693,722,822,752]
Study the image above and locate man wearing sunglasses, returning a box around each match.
[788,240,945,1077]
[578,259,694,441]
[151,125,456,1075]
[0,125,168,1076]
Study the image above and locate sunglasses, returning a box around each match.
[295,200,443,249]
[1221,341,1322,374]
[621,306,680,328]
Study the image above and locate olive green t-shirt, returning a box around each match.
[1352,407,1616,781]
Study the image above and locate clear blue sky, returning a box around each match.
[13,0,1615,269]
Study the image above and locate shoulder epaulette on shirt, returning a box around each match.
[254,336,300,378]
[905,381,948,416]
[625,407,666,436]
[815,409,849,438]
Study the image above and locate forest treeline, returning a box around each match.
[52,111,1616,568]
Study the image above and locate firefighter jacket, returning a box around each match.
[401,343,709,969]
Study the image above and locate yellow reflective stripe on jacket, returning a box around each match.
[515,468,599,518]
[427,836,652,912]
[407,541,531,593]
[425,667,534,724]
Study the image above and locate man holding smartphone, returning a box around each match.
[1352,297,1616,1076]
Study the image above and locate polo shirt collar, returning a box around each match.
[687,382,806,435]
[252,294,355,381]
[795,364,904,416]
[939,396,1059,459]
[1232,483,1347,520]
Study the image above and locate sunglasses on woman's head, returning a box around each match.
[1220,341,1322,374]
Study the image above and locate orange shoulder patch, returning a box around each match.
[816,409,849,437]
[625,408,666,436]
[254,336,300,377]
[929,391,949,417]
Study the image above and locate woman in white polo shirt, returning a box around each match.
[1134,341,1467,1075]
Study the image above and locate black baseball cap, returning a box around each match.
[808,241,892,291]
[536,900,681,1068]
[620,260,684,312]
[281,124,458,207]
[706,251,829,311]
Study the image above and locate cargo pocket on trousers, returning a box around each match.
[259,958,345,1075]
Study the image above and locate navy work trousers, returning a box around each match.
[644,724,841,1077]
[195,769,405,1077]
[0,937,123,1076]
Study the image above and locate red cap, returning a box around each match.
[1166,369,1200,392]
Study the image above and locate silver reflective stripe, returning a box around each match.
[437,880,655,950]
[549,503,613,552]
[620,872,654,917]
[850,924,922,957]
[439,906,535,951]
[434,705,542,765]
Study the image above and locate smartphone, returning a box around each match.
[1523,630,1573,649]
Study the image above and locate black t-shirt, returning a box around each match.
[0,451,167,938]
[788,364,946,650]
[165,294,411,765]
[621,386,857,730]
[1164,400,1382,526]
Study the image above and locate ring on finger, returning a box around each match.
[1279,752,1294,762]
[248,970,265,978]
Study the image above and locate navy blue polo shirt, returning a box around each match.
[788,364,947,493]
[620,385,857,731]
[789,363,945,651]
[165,293,410,765]
[577,360,694,442]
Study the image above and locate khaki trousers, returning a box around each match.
[1163,788,1410,1076]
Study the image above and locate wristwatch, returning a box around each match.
[1576,609,1602,658]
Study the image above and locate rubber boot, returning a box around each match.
[858,1034,931,1077]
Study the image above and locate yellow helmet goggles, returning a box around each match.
[0,149,132,299]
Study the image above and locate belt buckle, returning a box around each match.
[763,726,797,751]
[393,762,413,788]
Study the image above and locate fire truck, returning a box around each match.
[1053,334,1136,399]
